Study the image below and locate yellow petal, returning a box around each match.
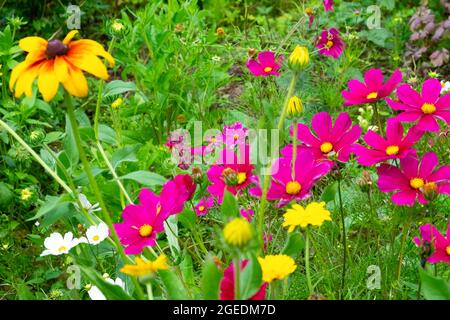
[14,63,41,98]
[63,30,79,45]
[70,40,115,66]
[10,61,31,90]
[54,56,69,82]
[62,64,88,97]
[37,61,59,102]
[19,37,47,52]
[66,53,109,80]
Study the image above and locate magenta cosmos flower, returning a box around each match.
[246,51,282,77]
[315,28,344,59]
[386,78,450,132]
[353,118,423,166]
[194,197,214,216]
[342,68,402,106]
[206,147,257,203]
[323,0,333,11]
[220,260,267,300]
[377,152,450,206]
[114,188,166,255]
[160,174,196,217]
[414,222,450,264]
[282,112,361,165]
[266,150,332,207]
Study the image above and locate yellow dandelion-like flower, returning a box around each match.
[111,97,123,109]
[216,27,225,36]
[21,188,32,201]
[258,254,297,283]
[289,45,309,69]
[287,95,302,116]
[120,254,168,277]
[283,201,331,232]
[223,217,252,247]
[10,30,114,102]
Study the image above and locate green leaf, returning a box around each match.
[180,251,195,287]
[165,215,180,257]
[41,202,76,228]
[79,265,132,300]
[359,28,392,48]
[221,190,239,220]
[178,209,196,229]
[64,114,79,167]
[159,269,189,299]
[379,0,395,10]
[282,232,305,257]
[27,195,69,221]
[119,171,167,187]
[98,124,118,145]
[111,144,139,169]
[103,80,137,98]
[240,253,263,300]
[419,268,450,300]
[201,255,223,300]
[321,181,338,203]
[0,182,14,209]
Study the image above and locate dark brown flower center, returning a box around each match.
[46,40,68,58]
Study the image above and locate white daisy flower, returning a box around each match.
[40,232,87,257]
[441,81,450,94]
[86,222,109,245]
[87,278,125,300]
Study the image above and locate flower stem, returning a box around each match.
[396,219,410,283]
[234,255,241,300]
[305,228,313,296]
[146,283,154,300]
[0,119,72,193]
[372,103,383,134]
[64,92,145,300]
[337,178,347,299]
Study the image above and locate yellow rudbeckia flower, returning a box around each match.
[283,201,331,232]
[258,254,297,283]
[120,254,168,277]
[10,30,114,102]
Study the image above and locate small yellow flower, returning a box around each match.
[216,27,225,36]
[223,217,252,247]
[120,254,168,277]
[111,97,123,109]
[258,254,297,283]
[283,202,331,232]
[287,96,302,116]
[289,45,309,69]
[111,20,125,32]
[21,188,32,201]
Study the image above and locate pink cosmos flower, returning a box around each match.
[323,0,333,11]
[386,78,450,132]
[353,118,423,166]
[342,68,402,106]
[160,174,196,217]
[222,122,248,149]
[266,150,332,207]
[414,222,450,264]
[207,147,257,203]
[194,197,214,216]
[220,260,267,300]
[282,112,361,165]
[246,51,282,77]
[240,208,254,222]
[315,28,344,59]
[377,152,450,206]
[114,188,166,255]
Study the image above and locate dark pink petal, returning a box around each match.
[415,115,440,132]
[400,154,419,179]
[421,78,441,104]
[394,111,423,122]
[257,51,276,66]
[386,98,418,111]
[391,190,417,206]
[377,164,410,192]
[438,183,450,195]
[364,68,384,92]
[353,144,389,166]
[419,152,438,178]
[332,112,352,137]
[379,69,402,97]
[397,84,424,108]
[428,251,450,264]
[246,60,264,76]
[348,79,368,93]
[401,126,423,148]
[294,123,321,146]
[334,125,361,162]
[312,112,332,141]
[385,118,403,144]
[428,166,450,182]
[436,93,450,109]
[435,110,450,125]
[364,130,387,150]
[342,90,366,106]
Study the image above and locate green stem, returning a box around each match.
[146,283,154,300]
[337,178,347,300]
[372,104,383,134]
[305,228,313,296]
[234,255,241,300]
[64,92,145,300]
[396,220,410,283]
[0,119,72,193]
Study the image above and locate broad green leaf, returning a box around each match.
[164,215,180,257]
[159,269,189,299]
[0,182,14,209]
[419,268,450,300]
[282,232,305,257]
[103,80,137,98]
[201,255,223,300]
[41,202,76,228]
[240,253,263,300]
[119,171,167,187]
[178,209,196,229]
[321,181,338,203]
[79,265,133,300]
[27,195,69,221]
[221,190,239,221]
[180,251,195,287]
[98,124,117,145]
[111,144,139,169]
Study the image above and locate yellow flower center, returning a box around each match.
[325,40,334,48]
[58,246,67,253]
[320,142,333,153]
[92,235,100,241]
[237,172,247,184]
[366,92,378,99]
[198,205,205,212]
[211,137,216,143]
[423,181,437,193]
[139,224,153,237]
[286,181,301,195]
[385,145,399,155]
[264,66,273,73]
[446,246,450,256]
[410,178,424,189]
[421,103,436,114]
[233,134,239,140]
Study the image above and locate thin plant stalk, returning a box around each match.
[234,255,241,300]
[305,228,313,296]
[337,178,347,299]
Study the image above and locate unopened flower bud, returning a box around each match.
[289,45,309,70]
